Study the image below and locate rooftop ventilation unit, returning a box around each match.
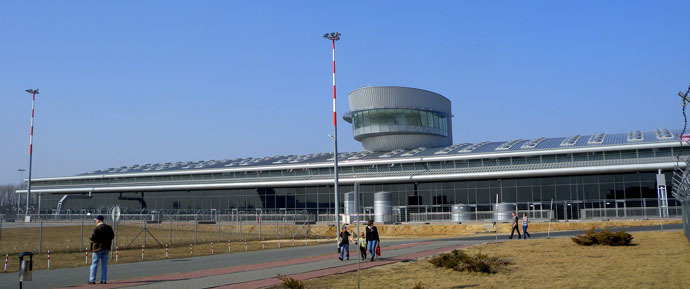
[348,151,375,160]
[655,128,674,140]
[459,141,490,153]
[520,137,546,149]
[328,152,359,161]
[401,147,428,157]
[379,149,405,158]
[496,139,523,151]
[627,130,644,142]
[587,133,607,145]
[560,135,581,146]
[435,143,470,154]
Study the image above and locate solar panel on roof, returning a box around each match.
[520,137,546,149]
[627,130,644,142]
[496,139,523,151]
[560,135,581,146]
[459,142,489,153]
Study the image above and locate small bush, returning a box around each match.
[412,281,426,289]
[277,274,304,289]
[428,249,510,274]
[572,227,633,246]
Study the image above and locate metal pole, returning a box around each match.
[24,89,39,222]
[169,215,173,246]
[494,194,498,257]
[324,32,341,249]
[37,193,41,220]
[195,214,198,244]
[258,211,262,241]
[548,199,553,239]
[143,212,147,248]
[355,183,361,289]
[39,219,43,253]
[80,216,84,252]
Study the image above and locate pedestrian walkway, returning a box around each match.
[56,240,479,289]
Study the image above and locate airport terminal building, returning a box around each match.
[22,86,685,221]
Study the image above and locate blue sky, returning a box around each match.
[2,1,689,184]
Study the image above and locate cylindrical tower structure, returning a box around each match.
[344,86,452,151]
[374,191,392,224]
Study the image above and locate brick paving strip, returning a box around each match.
[215,243,473,289]
[58,241,439,289]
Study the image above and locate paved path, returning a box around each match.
[1,223,679,289]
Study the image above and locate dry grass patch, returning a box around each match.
[0,223,328,272]
[302,230,690,289]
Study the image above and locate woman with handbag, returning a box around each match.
[365,220,380,261]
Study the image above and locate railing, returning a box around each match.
[408,209,554,223]
[580,207,682,219]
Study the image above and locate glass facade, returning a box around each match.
[351,108,448,138]
[42,171,678,220]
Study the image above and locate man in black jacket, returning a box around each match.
[88,215,114,284]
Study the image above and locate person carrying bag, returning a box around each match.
[365,220,380,261]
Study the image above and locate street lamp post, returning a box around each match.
[323,32,341,247]
[24,88,39,222]
[17,169,26,214]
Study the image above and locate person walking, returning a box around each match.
[338,225,351,261]
[522,212,531,238]
[509,212,521,239]
[88,215,114,284]
[365,220,380,261]
[358,232,367,259]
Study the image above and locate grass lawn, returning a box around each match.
[0,223,325,272]
[302,230,690,289]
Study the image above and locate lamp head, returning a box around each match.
[323,32,341,41]
[25,88,39,95]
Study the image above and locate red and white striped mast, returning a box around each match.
[323,32,341,247]
[25,88,39,222]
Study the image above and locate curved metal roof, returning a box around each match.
[76,128,682,176]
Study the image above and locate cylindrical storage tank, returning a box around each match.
[494,203,517,222]
[344,192,356,215]
[374,192,392,224]
[451,204,472,222]
[343,192,361,224]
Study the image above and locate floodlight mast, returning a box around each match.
[323,32,341,247]
[24,88,39,222]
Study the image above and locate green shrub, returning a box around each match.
[277,274,304,289]
[572,227,633,246]
[428,249,510,274]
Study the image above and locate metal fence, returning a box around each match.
[0,209,326,257]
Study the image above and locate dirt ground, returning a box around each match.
[303,230,690,289]
[0,219,681,273]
